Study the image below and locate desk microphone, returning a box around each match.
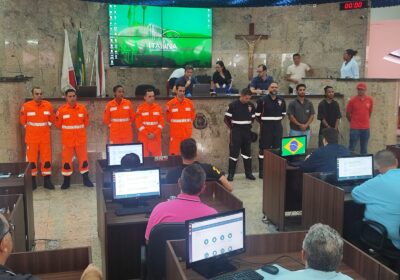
[11,54,25,79]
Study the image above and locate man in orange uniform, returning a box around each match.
[136,89,164,156]
[19,87,55,190]
[55,89,94,189]
[103,85,135,144]
[166,83,195,155]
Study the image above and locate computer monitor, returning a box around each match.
[281,135,307,157]
[106,143,143,167]
[186,209,245,278]
[112,168,161,206]
[336,155,374,182]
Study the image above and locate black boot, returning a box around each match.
[259,156,264,179]
[82,172,94,187]
[244,158,256,180]
[227,159,237,181]
[43,175,55,190]
[61,176,71,190]
[32,176,37,190]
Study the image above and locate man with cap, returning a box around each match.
[346,82,373,154]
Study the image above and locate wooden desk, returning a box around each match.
[6,247,91,280]
[166,232,398,280]
[95,156,182,236]
[262,150,303,231]
[302,173,364,235]
[386,145,400,167]
[0,194,26,252]
[98,181,243,280]
[0,162,34,250]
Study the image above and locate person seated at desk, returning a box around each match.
[275,223,352,280]
[166,138,233,192]
[0,213,38,279]
[145,164,217,240]
[173,65,198,97]
[351,150,400,250]
[212,60,232,92]
[249,64,274,95]
[120,153,141,169]
[299,128,350,172]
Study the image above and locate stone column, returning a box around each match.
[0,78,31,162]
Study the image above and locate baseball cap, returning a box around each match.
[356,82,367,90]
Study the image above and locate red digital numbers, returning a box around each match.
[341,1,366,10]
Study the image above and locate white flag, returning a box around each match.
[61,29,77,93]
[95,32,106,97]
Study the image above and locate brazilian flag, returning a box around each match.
[282,137,306,157]
[75,30,85,86]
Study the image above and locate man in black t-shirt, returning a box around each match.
[166,138,233,192]
[317,86,342,147]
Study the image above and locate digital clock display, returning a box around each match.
[340,1,368,10]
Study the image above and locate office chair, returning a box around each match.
[360,220,400,272]
[141,223,185,280]
[135,84,161,96]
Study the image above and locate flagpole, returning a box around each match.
[89,32,98,86]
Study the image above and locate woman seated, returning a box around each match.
[211,60,232,92]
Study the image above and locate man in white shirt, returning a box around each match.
[285,53,312,94]
[275,223,352,280]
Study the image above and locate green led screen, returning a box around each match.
[108,4,212,67]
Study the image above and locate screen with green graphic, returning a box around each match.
[108,4,212,68]
[281,136,307,157]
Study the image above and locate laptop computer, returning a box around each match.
[77,86,97,97]
[335,154,374,192]
[192,84,211,97]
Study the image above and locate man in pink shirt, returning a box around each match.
[145,164,217,240]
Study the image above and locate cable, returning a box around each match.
[233,255,305,267]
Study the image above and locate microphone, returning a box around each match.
[11,54,24,79]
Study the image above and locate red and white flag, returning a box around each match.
[95,32,106,97]
[61,29,77,93]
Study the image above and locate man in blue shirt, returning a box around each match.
[299,128,350,172]
[351,150,400,250]
[173,65,197,96]
[275,223,352,280]
[249,64,274,95]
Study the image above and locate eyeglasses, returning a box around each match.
[0,222,15,241]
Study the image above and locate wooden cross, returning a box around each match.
[235,23,269,81]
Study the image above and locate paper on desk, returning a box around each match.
[255,264,291,279]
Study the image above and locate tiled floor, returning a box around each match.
[32,173,275,271]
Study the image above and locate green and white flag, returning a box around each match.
[75,29,85,86]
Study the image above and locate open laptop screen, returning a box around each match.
[337,155,373,182]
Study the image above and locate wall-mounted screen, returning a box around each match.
[109,4,212,68]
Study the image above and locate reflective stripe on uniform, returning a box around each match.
[261,116,283,121]
[143,121,158,125]
[157,124,163,129]
[259,155,264,159]
[62,171,73,176]
[241,154,251,159]
[282,112,287,115]
[26,122,49,127]
[62,125,84,130]
[170,119,192,123]
[138,126,145,131]
[225,112,232,117]
[229,157,238,161]
[111,118,130,122]
[255,113,261,116]
[42,171,51,175]
[232,120,251,124]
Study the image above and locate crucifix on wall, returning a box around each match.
[235,23,269,81]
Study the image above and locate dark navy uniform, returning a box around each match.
[0,265,38,280]
[256,94,286,178]
[224,99,256,180]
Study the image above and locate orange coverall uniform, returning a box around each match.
[166,97,195,155]
[55,103,89,176]
[19,100,55,176]
[103,98,135,144]
[135,102,164,157]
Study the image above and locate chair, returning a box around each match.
[142,223,185,280]
[360,220,400,272]
[135,84,161,96]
